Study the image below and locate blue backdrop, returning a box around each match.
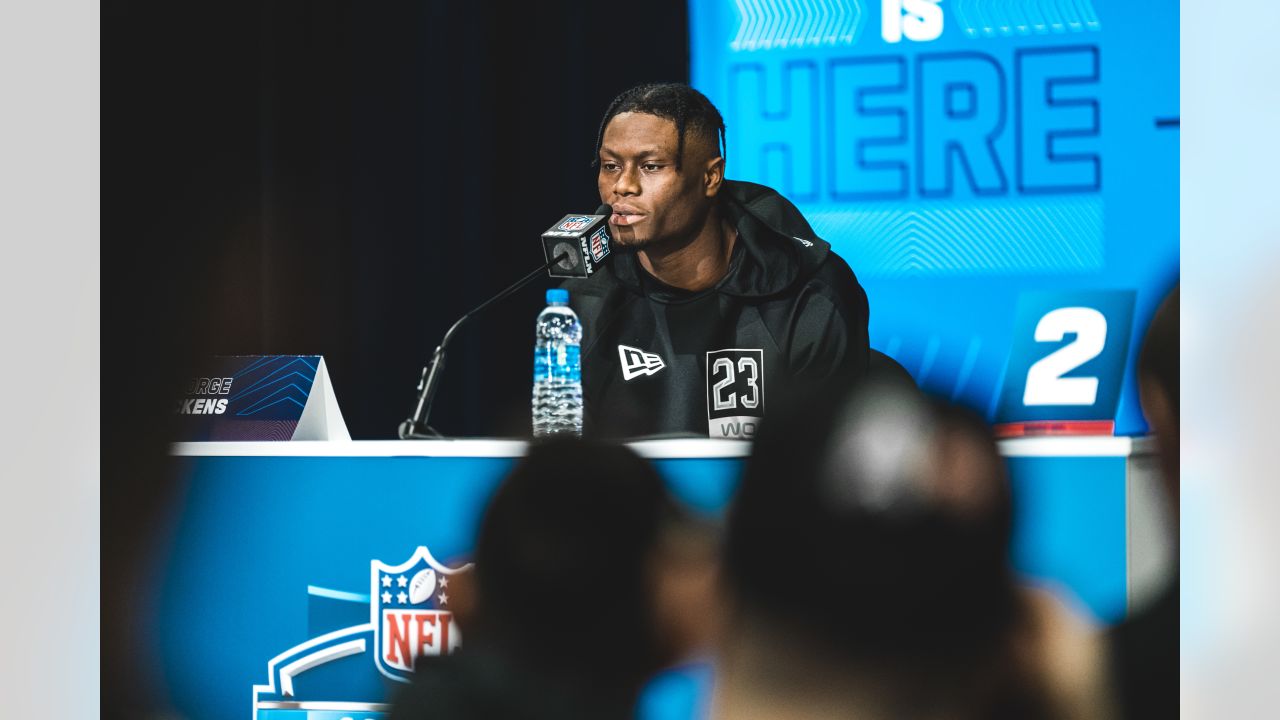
[689,0,1178,433]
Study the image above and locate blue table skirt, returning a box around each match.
[156,438,1146,720]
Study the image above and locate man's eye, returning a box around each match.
[642,163,663,172]
[601,162,620,172]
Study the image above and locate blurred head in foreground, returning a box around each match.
[1106,283,1179,720]
[716,375,1094,719]
[1137,284,1179,515]
[392,436,707,720]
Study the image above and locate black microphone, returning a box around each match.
[541,204,614,278]
[398,203,613,439]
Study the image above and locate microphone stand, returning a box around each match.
[398,251,569,439]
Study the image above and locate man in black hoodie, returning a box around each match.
[565,82,871,439]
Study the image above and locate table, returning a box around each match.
[159,436,1168,720]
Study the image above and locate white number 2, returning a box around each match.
[712,358,736,411]
[1023,307,1107,406]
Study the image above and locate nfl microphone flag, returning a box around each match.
[541,205,612,278]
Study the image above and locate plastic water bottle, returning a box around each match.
[532,288,583,436]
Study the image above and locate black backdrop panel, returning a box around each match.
[106,1,690,439]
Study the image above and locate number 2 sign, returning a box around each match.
[996,291,1136,425]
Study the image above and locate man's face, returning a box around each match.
[598,112,720,250]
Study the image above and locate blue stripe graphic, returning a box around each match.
[808,196,1104,277]
[237,385,309,416]
[954,0,1101,38]
[731,0,865,51]
[950,336,984,400]
[233,355,281,379]
[306,585,371,604]
[231,370,317,402]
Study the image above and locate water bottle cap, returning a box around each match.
[546,288,569,305]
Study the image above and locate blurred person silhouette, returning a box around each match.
[389,436,720,720]
[714,373,1111,720]
[1109,284,1179,719]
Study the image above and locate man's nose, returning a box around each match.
[613,166,640,196]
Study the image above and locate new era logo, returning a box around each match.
[618,345,665,381]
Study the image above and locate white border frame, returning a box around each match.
[173,435,1152,459]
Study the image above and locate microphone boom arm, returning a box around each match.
[398,250,569,439]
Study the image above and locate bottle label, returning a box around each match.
[533,344,581,384]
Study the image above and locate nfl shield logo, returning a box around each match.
[370,546,471,682]
[558,215,591,232]
[589,227,608,262]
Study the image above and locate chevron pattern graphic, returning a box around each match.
[876,332,1001,411]
[730,0,866,51]
[809,196,1104,276]
[229,356,317,416]
[953,0,1101,38]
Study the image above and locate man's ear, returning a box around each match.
[704,156,725,198]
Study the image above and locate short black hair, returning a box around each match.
[471,436,679,690]
[1138,284,1179,419]
[726,377,1017,666]
[594,82,726,171]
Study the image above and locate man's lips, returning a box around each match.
[610,208,645,226]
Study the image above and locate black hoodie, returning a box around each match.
[563,180,870,439]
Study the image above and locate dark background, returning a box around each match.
[103,3,686,710]
[105,0,689,442]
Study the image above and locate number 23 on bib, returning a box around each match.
[707,349,765,439]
